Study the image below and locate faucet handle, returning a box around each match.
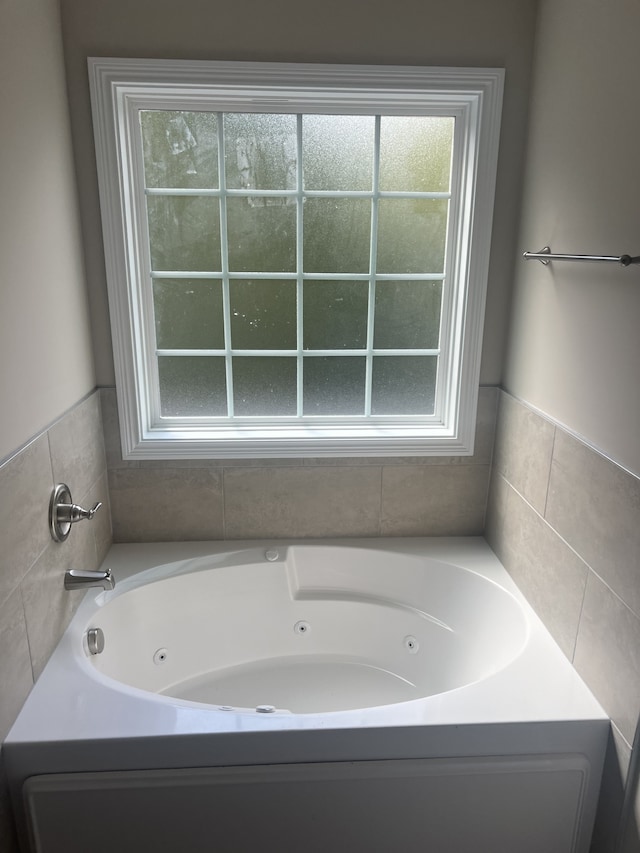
[50,485,102,542]
[69,501,103,522]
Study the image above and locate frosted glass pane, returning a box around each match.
[377,199,448,274]
[304,199,371,273]
[303,115,374,190]
[154,279,224,350]
[147,196,221,272]
[158,357,227,416]
[379,116,454,192]
[303,357,366,415]
[230,280,296,350]
[225,114,297,190]
[303,281,368,350]
[233,358,297,416]
[371,356,437,415]
[141,111,219,189]
[374,281,442,349]
[227,198,296,272]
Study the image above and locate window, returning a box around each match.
[90,59,503,458]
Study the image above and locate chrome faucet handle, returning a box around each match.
[50,484,103,542]
[63,501,103,523]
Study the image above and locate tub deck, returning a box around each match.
[4,537,608,853]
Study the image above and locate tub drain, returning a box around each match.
[153,648,168,665]
[294,620,310,635]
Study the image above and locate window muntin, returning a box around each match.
[143,111,452,421]
[89,60,504,458]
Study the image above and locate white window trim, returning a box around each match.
[89,58,504,459]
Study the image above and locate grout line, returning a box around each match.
[481,464,494,534]
[45,429,56,487]
[542,423,556,519]
[610,720,634,757]
[570,563,590,665]
[18,585,37,686]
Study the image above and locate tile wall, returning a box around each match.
[0,391,111,851]
[101,386,497,541]
[486,390,640,853]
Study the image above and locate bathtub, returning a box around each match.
[5,537,607,853]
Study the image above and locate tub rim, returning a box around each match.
[6,536,607,747]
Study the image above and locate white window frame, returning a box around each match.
[89,58,503,459]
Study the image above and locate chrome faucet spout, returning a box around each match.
[64,569,115,591]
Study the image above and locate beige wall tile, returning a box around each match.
[574,573,640,744]
[489,391,640,853]
[487,472,587,660]
[83,472,112,564]
[21,519,95,680]
[48,393,107,497]
[493,391,555,514]
[380,465,488,536]
[224,466,381,538]
[546,430,640,617]
[485,469,512,566]
[139,457,303,469]
[0,589,33,742]
[0,435,52,608]
[109,468,223,541]
[0,388,111,748]
[303,454,455,467]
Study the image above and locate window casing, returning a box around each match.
[89,59,504,459]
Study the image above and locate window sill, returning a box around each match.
[122,422,476,460]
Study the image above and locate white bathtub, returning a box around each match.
[5,538,608,853]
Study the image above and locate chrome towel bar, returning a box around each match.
[523,246,640,266]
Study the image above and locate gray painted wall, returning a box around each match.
[59,0,537,388]
[0,0,95,462]
[503,0,640,477]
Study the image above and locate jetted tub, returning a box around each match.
[5,538,608,853]
[90,540,530,714]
